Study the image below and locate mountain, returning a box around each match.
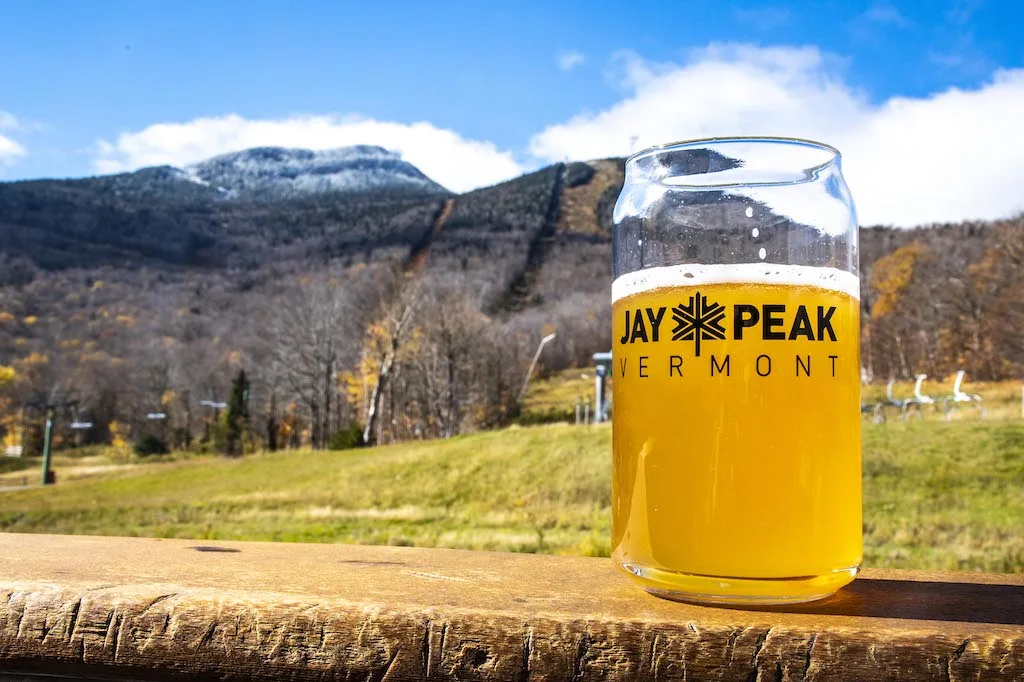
[186,145,449,199]
[0,145,455,274]
[0,153,1006,296]
[1,151,1021,455]
[0,145,447,211]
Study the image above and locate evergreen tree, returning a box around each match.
[224,369,250,456]
[266,391,278,452]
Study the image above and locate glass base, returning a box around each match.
[619,560,860,606]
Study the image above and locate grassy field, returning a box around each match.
[1,414,1023,572]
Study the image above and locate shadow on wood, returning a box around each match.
[744,577,1024,625]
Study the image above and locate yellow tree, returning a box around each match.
[0,366,16,450]
[3,353,57,455]
[867,241,932,378]
[356,284,421,446]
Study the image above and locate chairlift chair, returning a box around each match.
[872,379,908,423]
[145,410,170,443]
[69,404,92,431]
[942,370,985,420]
[901,374,935,421]
[861,394,887,424]
[69,406,93,447]
[875,376,933,422]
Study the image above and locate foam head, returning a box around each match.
[612,263,861,302]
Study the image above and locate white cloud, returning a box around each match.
[532,45,862,160]
[94,114,524,193]
[528,44,1024,226]
[0,110,27,166]
[0,111,26,165]
[558,51,585,72]
[0,134,26,165]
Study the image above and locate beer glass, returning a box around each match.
[611,137,860,604]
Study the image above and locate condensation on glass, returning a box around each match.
[611,138,861,605]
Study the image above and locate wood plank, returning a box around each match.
[0,533,1021,680]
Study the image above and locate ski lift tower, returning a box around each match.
[25,395,79,486]
[593,351,612,423]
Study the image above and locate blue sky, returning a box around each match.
[1,0,1023,225]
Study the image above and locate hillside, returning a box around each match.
[0,146,451,274]
[0,150,1006,293]
[0,149,1022,455]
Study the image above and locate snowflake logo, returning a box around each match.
[671,292,727,357]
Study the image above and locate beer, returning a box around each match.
[611,263,861,602]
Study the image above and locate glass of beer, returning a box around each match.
[611,137,860,604]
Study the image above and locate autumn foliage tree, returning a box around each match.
[865,241,934,379]
[0,366,15,451]
[353,279,422,446]
[863,216,1024,381]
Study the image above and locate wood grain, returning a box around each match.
[0,533,1021,680]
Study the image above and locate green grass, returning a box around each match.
[520,368,596,422]
[0,425,611,556]
[863,419,1024,571]
[1,418,1022,572]
[0,456,34,475]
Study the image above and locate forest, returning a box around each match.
[1,156,1022,456]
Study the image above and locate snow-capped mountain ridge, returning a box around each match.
[184,145,448,198]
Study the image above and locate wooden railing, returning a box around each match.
[0,533,1021,680]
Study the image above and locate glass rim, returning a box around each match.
[625,136,842,189]
[626,135,841,164]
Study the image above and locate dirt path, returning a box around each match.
[406,197,455,271]
[0,457,141,491]
[497,163,566,311]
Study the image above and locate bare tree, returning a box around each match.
[268,277,351,449]
[361,279,421,445]
[412,284,488,438]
